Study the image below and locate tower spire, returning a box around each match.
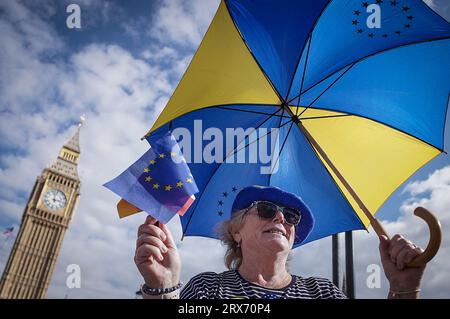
[48,115,85,180]
[63,115,85,153]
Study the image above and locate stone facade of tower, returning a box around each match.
[0,122,82,299]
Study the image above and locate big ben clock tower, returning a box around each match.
[0,117,84,299]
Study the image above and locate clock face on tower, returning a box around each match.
[43,189,67,210]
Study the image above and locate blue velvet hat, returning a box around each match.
[231,185,314,247]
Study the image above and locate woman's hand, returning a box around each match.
[379,234,425,298]
[135,215,181,289]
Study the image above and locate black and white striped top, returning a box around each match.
[180,270,347,299]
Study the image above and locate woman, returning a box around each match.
[135,185,425,299]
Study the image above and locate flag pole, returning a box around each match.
[0,233,12,264]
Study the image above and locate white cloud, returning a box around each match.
[141,46,179,64]
[0,2,63,116]
[149,0,220,48]
[0,1,63,56]
[403,166,450,197]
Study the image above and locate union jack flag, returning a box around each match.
[2,227,14,237]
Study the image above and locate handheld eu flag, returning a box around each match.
[103,132,198,223]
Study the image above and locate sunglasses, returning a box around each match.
[246,201,301,226]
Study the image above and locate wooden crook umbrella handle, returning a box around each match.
[405,207,442,268]
[372,207,442,267]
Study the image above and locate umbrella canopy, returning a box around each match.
[144,0,450,248]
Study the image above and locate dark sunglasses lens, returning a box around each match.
[283,208,301,225]
[257,202,277,219]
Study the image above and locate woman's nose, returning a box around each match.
[272,210,285,224]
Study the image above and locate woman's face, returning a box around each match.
[236,204,296,255]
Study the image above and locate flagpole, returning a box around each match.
[0,234,12,251]
[0,234,12,265]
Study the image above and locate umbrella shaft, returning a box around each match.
[295,119,390,239]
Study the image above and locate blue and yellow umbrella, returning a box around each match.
[144,0,449,265]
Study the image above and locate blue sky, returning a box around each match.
[0,0,449,299]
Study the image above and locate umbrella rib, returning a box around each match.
[224,119,294,160]
[266,105,294,185]
[264,106,286,184]
[288,63,355,105]
[268,121,295,180]
[288,35,450,105]
[300,114,352,121]
[442,94,450,154]
[216,106,290,118]
[295,34,313,117]
[286,0,334,104]
[143,103,281,139]
[180,107,283,239]
[297,62,356,118]
[296,104,446,153]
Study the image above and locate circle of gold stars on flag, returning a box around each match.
[352,1,414,38]
[141,152,194,192]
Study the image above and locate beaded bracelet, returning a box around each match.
[141,282,183,296]
[390,288,421,297]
